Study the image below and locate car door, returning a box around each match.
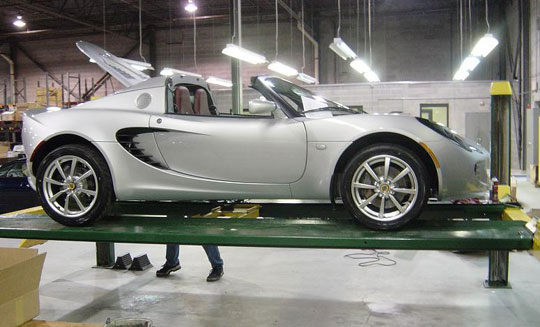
[149,114,307,184]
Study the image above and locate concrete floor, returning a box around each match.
[2,176,540,326]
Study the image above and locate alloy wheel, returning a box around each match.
[350,154,418,222]
[42,155,99,218]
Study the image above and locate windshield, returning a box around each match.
[262,77,360,116]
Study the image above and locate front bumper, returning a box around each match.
[426,139,490,200]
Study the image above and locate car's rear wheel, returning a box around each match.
[341,144,428,230]
[36,144,113,226]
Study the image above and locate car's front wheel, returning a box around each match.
[36,144,113,226]
[341,144,428,230]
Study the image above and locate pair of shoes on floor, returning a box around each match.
[206,265,224,282]
[156,263,181,277]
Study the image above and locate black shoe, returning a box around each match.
[156,263,181,277]
[206,266,224,282]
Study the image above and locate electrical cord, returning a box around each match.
[138,0,146,62]
[344,249,397,267]
[275,0,279,60]
[301,0,305,72]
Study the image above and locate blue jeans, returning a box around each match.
[165,244,223,268]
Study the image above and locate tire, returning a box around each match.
[36,144,113,226]
[341,144,428,230]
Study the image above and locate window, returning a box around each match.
[420,104,449,127]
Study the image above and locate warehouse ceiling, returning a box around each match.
[0,0,468,42]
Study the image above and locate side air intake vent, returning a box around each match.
[116,128,168,169]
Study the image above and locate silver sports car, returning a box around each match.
[22,41,490,230]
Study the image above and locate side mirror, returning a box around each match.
[248,99,276,115]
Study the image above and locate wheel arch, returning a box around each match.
[30,134,116,200]
[332,132,440,198]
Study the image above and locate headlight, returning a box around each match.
[416,118,472,152]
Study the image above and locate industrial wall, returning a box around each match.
[0,4,504,104]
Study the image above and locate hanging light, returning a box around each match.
[222,44,267,64]
[206,76,233,87]
[13,15,26,28]
[349,58,370,74]
[471,33,499,58]
[453,70,470,81]
[329,38,357,60]
[268,61,298,77]
[364,70,380,82]
[185,0,198,13]
[296,73,318,84]
[460,56,480,72]
[159,67,202,78]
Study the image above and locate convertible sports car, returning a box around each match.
[22,41,490,230]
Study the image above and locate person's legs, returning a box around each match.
[202,245,223,268]
[157,244,181,277]
[203,245,224,282]
[165,244,180,266]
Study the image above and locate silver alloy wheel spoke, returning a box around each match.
[389,194,404,213]
[77,170,94,181]
[72,194,86,211]
[379,197,386,218]
[353,182,376,189]
[44,177,64,186]
[394,188,416,194]
[64,194,71,213]
[359,193,379,209]
[49,189,68,202]
[363,162,379,181]
[55,161,66,180]
[383,157,391,180]
[391,167,410,184]
[69,158,78,178]
[80,189,96,197]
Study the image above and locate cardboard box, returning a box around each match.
[1,111,15,121]
[0,247,46,327]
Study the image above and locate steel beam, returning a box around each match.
[230,0,243,115]
[8,0,134,40]
[15,43,79,100]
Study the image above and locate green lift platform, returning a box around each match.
[0,202,536,288]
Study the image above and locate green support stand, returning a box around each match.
[484,250,511,288]
[95,242,115,268]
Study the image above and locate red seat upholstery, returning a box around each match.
[175,86,193,114]
[194,88,211,115]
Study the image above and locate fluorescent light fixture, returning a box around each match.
[221,43,267,64]
[471,33,499,58]
[296,73,318,84]
[350,58,370,74]
[267,61,298,77]
[185,0,198,13]
[206,76,233,87]
[364,70,380,82]
[13,15,25,28]
[329,38,357,60]
[453,69,470,81]
[159,67,202,78]
[460,56,480,72]
[120,58,154,71]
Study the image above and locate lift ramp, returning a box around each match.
[0,202,533,251]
